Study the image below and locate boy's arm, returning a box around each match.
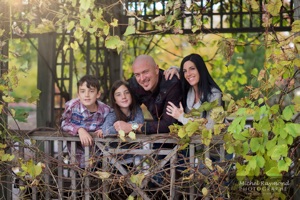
[78,128,94,147]
[61,105,82,136]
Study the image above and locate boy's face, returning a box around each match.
[77,81,101,111]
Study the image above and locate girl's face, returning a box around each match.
[183,60,200,87]
[114,84,132,109]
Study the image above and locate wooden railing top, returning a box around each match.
[12,129,225,144]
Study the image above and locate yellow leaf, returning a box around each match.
[110,18,118,27]
[182,173,194,181]
[118,130,125,137]
[70,41,79,50]
[3,96,14,103]
[130,173,145,187]
[128,131,136,140]
[63,44,69,52]
[127,196,135,200]
[205,158,213,170]
[216,165,224,174]
[95,171,111,179]
[124,25,136,36]
[202,187,209,196]
[266,0,282,16]
[250,0,259,10]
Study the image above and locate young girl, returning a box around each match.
[101,80,144,137]
[101,80,144,165]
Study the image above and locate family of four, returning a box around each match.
[60,53,223,168]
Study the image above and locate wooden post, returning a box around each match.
[37,33,56,127]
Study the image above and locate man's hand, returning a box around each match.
[163,67,180,80]
[78,128,93,146]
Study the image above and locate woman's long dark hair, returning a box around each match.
[179,53,222,117]
[109,80,137,121]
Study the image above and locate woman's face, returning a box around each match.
[183,60,200,87]
[114,84,132,109]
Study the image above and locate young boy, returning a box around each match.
[61,75,111,168]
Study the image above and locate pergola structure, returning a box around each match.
[0,0,296,128]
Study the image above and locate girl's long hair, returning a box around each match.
[179,54,222,117]
[109,80,137,121]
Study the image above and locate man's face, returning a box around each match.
[77,82,101,110]
[132,59,159,92]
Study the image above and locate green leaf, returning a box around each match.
[284,123,300,138]
[277,160,289,172]
[80,0,91,11]
[178,128,187,139]
[74,27,83,39]
[201,129,212,146]
[287,135,294,145]
[266,137,277,151]
[124,25,136,36]
[242,142,249,156]
[250,138,260,153]
[251,68,258,76]
[1,153,15,161]
[282,105,294,121]
[248,156,257,170]
[292,20,300,33]
[198,99,218,113]
[271,145,288,160]
[235,108,246,116]
[233,130,247,141]
[186,121,199,137]
[105,36,125,51]
[13,109,29,122]
[80,16,92,30]
[266,167,282,177]
[272,118,285,136]
[258,116,271,132]
[67,21,75,31]
[256,155,265,168]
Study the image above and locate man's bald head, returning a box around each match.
[132,55,159,92]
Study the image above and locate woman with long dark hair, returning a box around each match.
[166,53,223,129]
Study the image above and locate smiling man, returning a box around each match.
[128,55,183,134]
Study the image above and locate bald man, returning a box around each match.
[128,55,183,134]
